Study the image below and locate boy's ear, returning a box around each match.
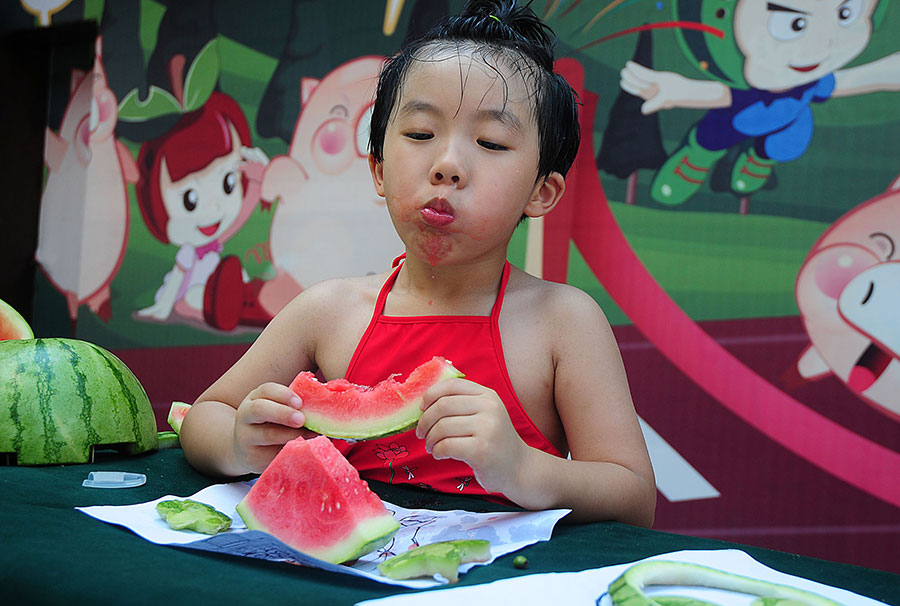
[368,153,386,197]
[524,171,566,218]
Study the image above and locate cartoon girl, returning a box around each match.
[619,0,900,205]
[135,91,271,331]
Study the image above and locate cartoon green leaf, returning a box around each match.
[118,85,182,122]
[182,38,220,112]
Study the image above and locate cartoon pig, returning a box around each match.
[36,37,138,322]
[259,56,401,312]
[795,176,900,420]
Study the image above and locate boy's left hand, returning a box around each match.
[416,378,527,495]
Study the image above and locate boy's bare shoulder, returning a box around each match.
[271,272,388,331]
[295,272,387,310]
[508,266,608,323]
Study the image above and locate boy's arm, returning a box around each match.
[512,287,655,525]
[418,286,656,526]
[179,287,322,477]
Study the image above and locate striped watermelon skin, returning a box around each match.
[0,338,158,465]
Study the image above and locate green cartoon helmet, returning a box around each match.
[673,0,892,90]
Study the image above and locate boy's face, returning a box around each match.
[370,47,554,266]
[734,0,875,91]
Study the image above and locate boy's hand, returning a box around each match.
[233,383,315,473]
[416,378,528,496]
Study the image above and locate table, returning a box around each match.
[2,449,898,605]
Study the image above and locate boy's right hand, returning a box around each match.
[233,382,315,473]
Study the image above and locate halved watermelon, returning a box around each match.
[0,338,157,465]
[0,298,33,340]
[289,356,463,440]
[236,435,399,564]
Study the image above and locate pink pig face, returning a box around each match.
[263,56,402,288]
[795,180,900,419]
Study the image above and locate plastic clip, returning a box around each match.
[82,471,147,489]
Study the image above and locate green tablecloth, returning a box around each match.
[2,449,898,605]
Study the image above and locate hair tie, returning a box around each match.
[489,15,501,23]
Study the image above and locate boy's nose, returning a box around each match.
[430,155,466,187]
[432,170,460,184]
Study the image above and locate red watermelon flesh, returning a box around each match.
[167,401,191,434]
[0,298,33,340]
[289,356,463,440]
[235,435,399,564]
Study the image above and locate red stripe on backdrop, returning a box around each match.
[548,57,900,510]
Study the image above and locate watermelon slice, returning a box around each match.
[289,356,463,440]
[167,401,191,434]
[0,298,33,340]
[236,435,400,564]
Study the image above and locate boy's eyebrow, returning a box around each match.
[766,2,809,14]
[397,99,524,134]
[476,107,524,135]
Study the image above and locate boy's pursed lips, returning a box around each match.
[421,197,456,227]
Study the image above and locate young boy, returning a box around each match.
[180,0,656,527]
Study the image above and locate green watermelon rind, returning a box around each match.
[297,359,464,440]
[377,539,492,583]
[236,495,400,564]
[0,338,158,465]
[0,298,34,340]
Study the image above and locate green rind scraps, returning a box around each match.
[608,561,843,606]
[377,539,491,583]
[156,499,232,535]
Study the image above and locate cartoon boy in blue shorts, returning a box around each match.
[620,0,900,204]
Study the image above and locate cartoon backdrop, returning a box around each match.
[2,0,898,576]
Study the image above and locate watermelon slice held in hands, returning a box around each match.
[236,435,400,564]
[0,298,33,340]
[289,356,463,440]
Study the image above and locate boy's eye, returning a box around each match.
[404,132,432,141]
[182,189,198,211]
[478,140,508,151]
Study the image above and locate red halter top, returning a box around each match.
[333,258,562,501]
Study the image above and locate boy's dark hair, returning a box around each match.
[369,0,580,181]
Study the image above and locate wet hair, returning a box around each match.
[369,0,580,180]
[136,92,250,244]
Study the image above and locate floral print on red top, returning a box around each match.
[374,441,409,483]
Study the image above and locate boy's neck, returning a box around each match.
[389,252,509,315]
